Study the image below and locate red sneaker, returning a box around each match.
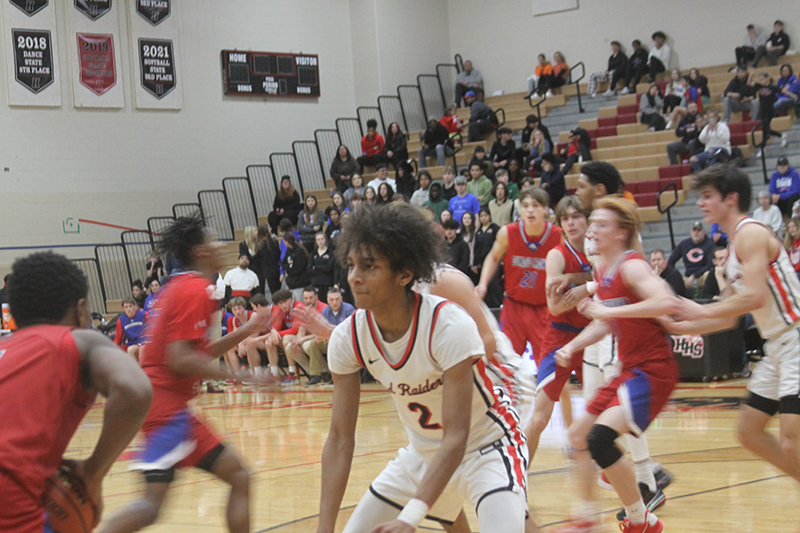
[619,511,663,533]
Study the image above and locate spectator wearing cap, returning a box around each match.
[418,116,453,168]
[489,127,516,171]
[357,118,386,171]
[367,163,396,193]
[539,153,566,208]
[722,67,759,122]
[736,24,767,69]
[466,162,493,207]
[442,219,470,275]
[753,20,790,68]
[770,156,800,217]
[668,221,716,288]
[587,41,628,97]
[455,60,483,107]
[449,175,480,224]
[648,31,670,83]
[752,189,783,237]
[465,91,496,142]
[559,128,592,175]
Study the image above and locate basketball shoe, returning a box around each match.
[619,511,663,532]
[616,483,666,521]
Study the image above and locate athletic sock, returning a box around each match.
[625,499,646,525]
[270,366,280,378]
[635,458,657,492]
[627,435,657,492]
[576,500,595,521]
[288,365,296,374]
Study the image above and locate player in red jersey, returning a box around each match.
[525,197,592,461]
[552,198,679,533]
[0,252,152,533]
[99,215,271,533]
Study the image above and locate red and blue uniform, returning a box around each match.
[536,241,592,401]
[114,309,146,347]
[587,251,678,435]
[501,220,562,363]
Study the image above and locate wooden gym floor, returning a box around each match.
[68,379,796,532]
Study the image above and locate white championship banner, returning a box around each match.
[127,0,181,109]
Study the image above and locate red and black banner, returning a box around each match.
[77,32,115,95]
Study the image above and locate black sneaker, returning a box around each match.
[653,464,674,490]
[321,372,333,385]
[305,376,323,386]
[616,482,666,521]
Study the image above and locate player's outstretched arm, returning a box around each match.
[476,226,509,298]
[207,312,267,356]
[293,306,336,340]
[555,319,611,367]
[545,248,573,316]
[318,371,361,533]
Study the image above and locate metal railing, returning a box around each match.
[94,243,132,302]
[270,152,303,196]
[246,164,277,218]
[657,181,680,249]
[223,177,259,229]
[570,62,586,113]
[435,63,458,108]
[398,84,426,133]
[526,92,547,119]
[121,230,154,284]
[335,117,363,160]
[454,53,464,73]
[751,124,768,184]
[73,258,107,314]
[377,95,407,134]
[418,74,445,122]
[198,190,235,241]
[293,140,326,191]
[356,106,384,136]
[172,202,202,219]
[146,216,174,243]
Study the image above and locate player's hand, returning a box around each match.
[474,284,487,300]
[673,297,707,321]
[62,459,104,527]
[563,285,590,309]
[555,345,573,367]
[578,298,609,319]
[370,520,416,533]
[293,306,335,340]
[545,274,571,295]
[241,312,267,335]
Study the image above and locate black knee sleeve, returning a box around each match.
[586,424,622,469]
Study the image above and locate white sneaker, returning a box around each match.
[755,149,763,158]
[620,87,630,95]
[590,92,597,98]
[545,90,554,97]
[603,88,615,97]
[665,120,673,129]
[781,133,789,147]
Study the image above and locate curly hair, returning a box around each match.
[336,203,444,288]
[8,251,88,327]
[156,213,207,268]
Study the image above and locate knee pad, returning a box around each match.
[586,424,622,469]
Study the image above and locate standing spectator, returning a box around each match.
[367,162,396,192]
[298,194,326,250]
[775,64,800,115]
[423,182,448,220]
[494,168,519,200]
[649,249,687,298]
[690,110,731,173]
[224,255,260,301]
[648,31,670,82]
[722,67,759,123]
[467,161,493,207]
[384,121,409,172]
[253,222,282,296]
[539,153,566,208]
[472,208,502,306]
[468,145,494,180]
[418,116,453,168]
[753,72,788,157]
[442,219,470,274]
[488,181,513,227]
[465,91,496,142]
[356,119,386,171]
[449,175,480,223]
[459,211,478,283]
[308,232,335,302]
[786,217,800,276]
[588,40,628,97]
[620,39,648,94]
[752,20,790,67]
[639,84,667,131]
[375,181,394,206]
[550,51,570,93]
[736,24,767,69]
[527,53,554,96]
[489,127,516,171]
[667,221,715,288]
[281,232,310,301]
[662,69,684,114]
[752,189,784,236]
[770,156,800,217]
[701,247,729,300]
[439,166,457,200]
[393,165,415,200]
[329,145,359,193]
[454,60,483,107]
[410,170,432,207]
[267,176,302,234]
[343,173,365,203]
[666,101,702,165]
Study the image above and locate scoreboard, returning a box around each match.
[221,49,320,98]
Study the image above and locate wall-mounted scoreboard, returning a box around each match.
[221,49,319,98]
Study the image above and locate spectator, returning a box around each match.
[325,208,342,244]
[723,67,759,123]
[648,31,670,82]
[244,289,305,381]
[527,53,554,97]
[298,194,326,250]
[439,104,463,136]
[517,114,550,163]
[752,189,783,236]
[326,191,348,218]
[752,20,790,67]
[224,254,260,301]
[701,247,729,300]
[301,288,355,386]
[222,296,256,375]
[639,84,667,131]
[588,40,628,97]
[459,211,478,283]
[736,24,767,69]
[442,219,470,275]
[770,156,800,217]
[560,127,592,174]
[508,158,527,184]
[550,51,569,93]
[710,222,729,247]
[418,116,453,168]
[367,162,396,192]
[649,249,687,298]
[238,225,259,264]
[424,182,449,220]
[467,161,493,207]
[465,91,496,142]
[363,186,376,206]
[526,129,551,172]
[329,145,359,193]
[690,110,731,173]
[278,218,300,284]
[689,68,711,107]
[668,221,715,288]
[440,166,457,200]
[145,250,165,286]
[488,181,513,227]
[384,121,409,172]
[375,181,394,206]
[343,173,365,203]
[775,64,800,115]
[253,222,282,296]
[666,101,702,165]
[472,208,502,304]
[0,274,9,305]
[494,168,519,199]
[490,127,516,171]
[468,145,494,180]
[131,279,146,309]
[539,152,566,208]
[281,232,310,301]
[410,170,432,207]
[455,60,483,107]
[753,72,788,157]
[308,232,335,301]
[666,76,702,129]
[662,69,684,114]
[356,118,386,171]
[143,278,160,313]
[282,287,330,385]
[393,165,415,200]
[268,176,302,234]
[786,217,800,276]
[348,192,364,212]
[620,39,648,94]
[449,175,480,223]
[114,298,146,360]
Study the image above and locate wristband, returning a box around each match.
[397,498,429,528]
[586,281,598,296]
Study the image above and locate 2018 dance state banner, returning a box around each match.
[128,0,181,109]
[1,0,62,106]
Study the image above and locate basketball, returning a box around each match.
[42,463,98,533]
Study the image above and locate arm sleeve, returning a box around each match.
[327,320,363,375]
[667,244,682,268]
[430,304,484,370]
[769,174,778,194]
[361,137,369,155]
[789,171,800,197]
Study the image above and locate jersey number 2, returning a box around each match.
[408,402,442,430]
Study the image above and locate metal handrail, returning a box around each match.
[454,53,464,73]
[417,74,444,120]
[525,92,547,119]
[750,123,768,184]
[197,189,235,241]
[172,202,202,220]
[222,176,259,228]
[657,181,680,249]
[570,61,586,113]
[292,140,326,191]
[434,63,455,107]
[449,131,464,169]
[356,106,385,135]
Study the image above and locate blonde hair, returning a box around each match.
[243,225,260,253]
[594,197,644,255]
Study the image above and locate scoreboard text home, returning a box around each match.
[221,49,320,98]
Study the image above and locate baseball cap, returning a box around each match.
[777,156,790,166]
[454,176,467,185]
[692,221,704,231]
[428,115,438,123]
[465,91,476,98]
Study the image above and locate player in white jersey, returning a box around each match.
[674,165,800,488]
[317,204,532,533]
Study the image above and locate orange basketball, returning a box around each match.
[42,463,98,533]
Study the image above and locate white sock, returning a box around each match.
[575,500,595,521]
[627,435,657,492]
[288,365,296,374]
[625,499,646,524]
[270,366,280,378]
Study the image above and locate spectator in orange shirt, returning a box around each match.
[527,53,553,97]
[357,119,386,171]
[550,51,570,94]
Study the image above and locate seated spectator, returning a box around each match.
[282,286,329,384]
[690,110,731,173]
[753,189,784,236]
[356,118,386,171]
[527,53,554,97]
[710,223,728,247]
[550,51,569,93]
[488,181,513,227]
[439,104,463,136]
[736,24,767,69]
[539,153,566,208]
[268,176,303,234]
[131,279,146,309]
[367,162,396,192]
[393,165,415,200]
[326,191,348,218]
[442,219,470,275]
[348,192,365,212]
[363,186,375,206]
[621,39,648,94]
[753,72,788,156]
[770,156,800,217]
[114,298,146,360]
[418,116,453,168]
[466,162,493,207]
[666,76,702,129]
[786,217,800,276]
[455,60,483,107]
[375,181,394,206]
[343,173,365,203]
[438,166,457,201]
[298,194,326,250]
[648,31,670,82]
[329,145,359,193]
[423,182,449,220]
[639,84,667,131]
[490,127,516,172]
[666,101,703,165]
[689,68,711,107]
[494,169,519,199]
[650,249,687,297]
[517,114,552,163]
[775,64,799,115]
[224,254,260,302]
[723,67,759,123]
[668,221,715,289]
[143,278,160,313]
[325,207,342,244]
[300,288,355,386]
[753,20,790,67]
[308,233,335,301]
[222,296,254,375]
[145,250,165,286]
[245,289,304,381]
[588,40,628,97]
[526,129,551,172]
[701,247,729,300]
[662,69,684,114]
[449,174,480,223]
[465,91,496,142]
[508,158,528,184]
[384,121,409,171]
[281,232,311,301]
[410,170,432,207]
[559,127,592,174]
[468,145,494,180]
